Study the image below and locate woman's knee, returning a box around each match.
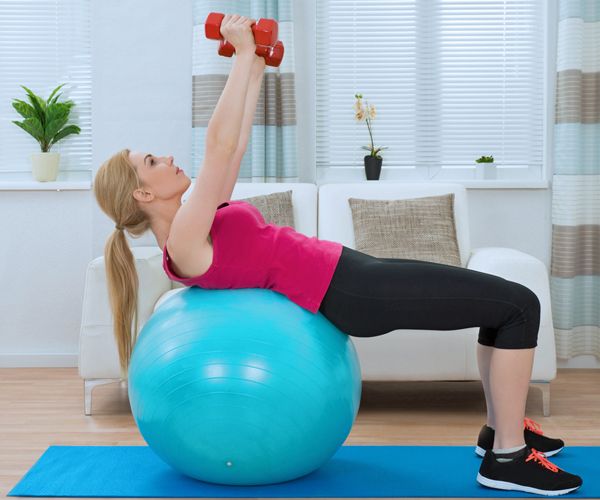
[508,282,541,348]
[514,283,541,319]
[511,281,541,314]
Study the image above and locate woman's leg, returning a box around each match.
[477,344,495,428]
[478,343,535,448]
[319,246,541,449]
[488,347,535,448]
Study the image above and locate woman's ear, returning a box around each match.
[133,187,153,204]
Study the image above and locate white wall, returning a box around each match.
[91,0,193,253]
[0,0,596,370]
[0,0,192,367]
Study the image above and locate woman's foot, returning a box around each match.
[475,417,565,457]
[477,445,582,496]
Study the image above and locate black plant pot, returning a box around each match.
[364,155,382,180]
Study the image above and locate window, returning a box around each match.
[0,0,91,173]
[316,0,547,181]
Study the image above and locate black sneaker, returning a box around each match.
[477,445,583,496]
[476,417,565,457]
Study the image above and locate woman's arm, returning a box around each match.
[219,55,266,202]
[235,55,266,153]
[206,17,257,150]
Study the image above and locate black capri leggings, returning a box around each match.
[318,246,541,349]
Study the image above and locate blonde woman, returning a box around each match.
[93,14,582,496]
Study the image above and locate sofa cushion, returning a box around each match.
[348,193,462,266]
[238,190,295,228]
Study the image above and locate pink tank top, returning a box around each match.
[162,200,343,313]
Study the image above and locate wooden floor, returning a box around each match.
[1,368,598,499]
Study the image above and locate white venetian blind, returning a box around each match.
[316,0,545,179]
[0,0,91,172]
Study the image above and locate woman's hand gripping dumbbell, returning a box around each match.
[205,12,285,67]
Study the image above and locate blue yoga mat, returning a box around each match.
[8,445,599,498]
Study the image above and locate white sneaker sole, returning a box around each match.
[475,445,563,458]
[477,472,581,496]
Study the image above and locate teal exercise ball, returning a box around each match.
[127,287,362,486]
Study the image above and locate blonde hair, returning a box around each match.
[93,148,152,379]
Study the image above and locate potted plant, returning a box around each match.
[354,93,387,180]
[475,154,497,180]
[11,83,81,182]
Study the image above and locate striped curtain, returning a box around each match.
[551,0,600,359]
[191,0,297,182]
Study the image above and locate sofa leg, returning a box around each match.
[530,381,551,417]
[84,378,119,415]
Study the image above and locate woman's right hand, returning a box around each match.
[220,14,256,55]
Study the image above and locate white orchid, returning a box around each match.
[354,93,387,159]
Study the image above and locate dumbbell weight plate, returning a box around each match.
[205,12,224,40]
[253,19,278,47]
[265,40,284,67]
[218,39,235,57]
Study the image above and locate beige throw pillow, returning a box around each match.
[348,193,462,267]
[237,190,296,229]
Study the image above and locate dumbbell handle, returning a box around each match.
[205,12,278,48]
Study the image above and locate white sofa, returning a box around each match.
[79,182,556,416]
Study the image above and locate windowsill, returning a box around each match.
[0,169,551,191]
[0,170,92,191]
[317,179,551,189]
[317,167,551,189]
[429,179,550,189]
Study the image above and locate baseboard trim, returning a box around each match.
[0,353,78,367]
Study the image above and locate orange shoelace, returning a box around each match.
[526,447,559,472]
[523,417,544,435]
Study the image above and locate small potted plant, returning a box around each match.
[354,93,387,180]
[12,83,81,182]
[475,155,497,180]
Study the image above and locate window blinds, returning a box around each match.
[0,0,92,172]
[316,0,546,179]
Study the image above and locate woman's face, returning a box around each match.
[128,150,190,203]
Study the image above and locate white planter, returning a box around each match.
[475,162,497,180]
[31,152,60,182]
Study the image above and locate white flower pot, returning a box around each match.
[31,152,60,182]
[475,162,497,180]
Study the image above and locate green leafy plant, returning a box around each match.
[475,155,494,163]
[354,93,387,159]
[11,83,81,153]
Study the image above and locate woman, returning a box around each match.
[93,14,582,496]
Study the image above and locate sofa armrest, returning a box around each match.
[78,246,172,380]
[466,247,557,381]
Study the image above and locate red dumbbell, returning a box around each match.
[205,12,278,49]
[218,39,285,67]
[205,12,284,67]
